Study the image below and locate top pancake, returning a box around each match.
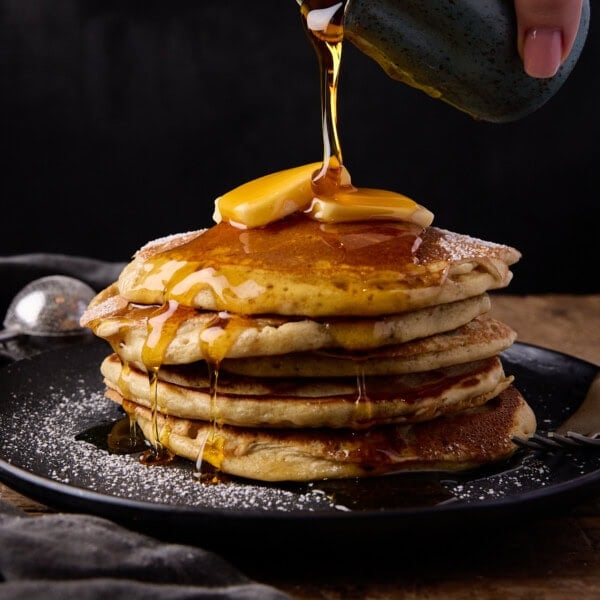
[116,216,521,317]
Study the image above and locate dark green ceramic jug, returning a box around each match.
[343,0,591,122]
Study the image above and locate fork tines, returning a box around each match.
[557,431,600,446]
[512,431,600,451]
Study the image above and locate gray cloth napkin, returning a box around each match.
[0,501,290,599]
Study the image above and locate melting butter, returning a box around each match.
[214,162,434,229]
[307,188,433,226]
[213,163,319,228]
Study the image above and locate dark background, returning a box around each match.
[1,0,598,296]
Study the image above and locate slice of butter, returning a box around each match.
[214,163,434,228]
[214,163,320,228]
[306,188,434,227]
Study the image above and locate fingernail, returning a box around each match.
[523,28,563,78]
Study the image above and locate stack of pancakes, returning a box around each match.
[81,215,536,481]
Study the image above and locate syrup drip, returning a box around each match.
[137,303,249,471]
[354,365,374,425]
[139,300,182,465]
[300,1,353,198]
[194,312,231,483]
[192,311,255,482]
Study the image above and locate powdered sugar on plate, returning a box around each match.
[1,378,340,512]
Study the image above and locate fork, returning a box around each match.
[512,372,600,451]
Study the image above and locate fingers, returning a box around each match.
[514,0,584,78]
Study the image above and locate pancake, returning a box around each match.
[81,285,492,364]
[219,315,516,377]
[101,353,512,428]
[116,218,521,317]
[81,215,533,483]
[109,386,536,481]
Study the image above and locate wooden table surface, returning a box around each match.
[1,293,599,599]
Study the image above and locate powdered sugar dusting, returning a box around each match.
[436,228,521,264]
[0,380,339,512]
[135,230,207,259]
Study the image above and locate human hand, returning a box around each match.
[515,0,585,78]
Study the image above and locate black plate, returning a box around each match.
[0,339,599,551]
